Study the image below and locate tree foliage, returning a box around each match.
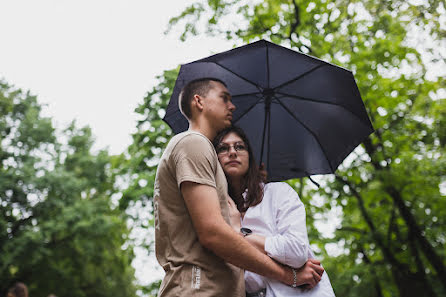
[0,81,137,297]
[117,69,178,213]
[115,70,179,295]
[127,0,446,296]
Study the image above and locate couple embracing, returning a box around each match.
[153,78,335,297]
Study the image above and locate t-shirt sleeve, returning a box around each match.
[171,134,217,189]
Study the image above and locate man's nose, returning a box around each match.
[228,101,236,111]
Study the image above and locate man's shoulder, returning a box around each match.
[169,131,215,154]
[169,131,211,147]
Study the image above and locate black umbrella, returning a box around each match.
[163,40,374,181]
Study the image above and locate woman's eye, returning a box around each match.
[217,146,228,153]
[235,144,246,151]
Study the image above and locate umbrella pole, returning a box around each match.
[267,101,271,176]
[259,96,271,175]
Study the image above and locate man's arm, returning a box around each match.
[226,187,323,287]
[181,181,323,288]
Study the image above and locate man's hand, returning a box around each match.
[294,259,324,289]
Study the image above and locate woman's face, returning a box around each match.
[216,132,250,180]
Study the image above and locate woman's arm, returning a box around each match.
[256,183,310,268]
[233,183,310,267]
[245,234,267,254]
[227,197,269,254]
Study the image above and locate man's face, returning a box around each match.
[201,81,235,132]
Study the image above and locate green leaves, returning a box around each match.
[0,81,136,297]
[118,68,177,212]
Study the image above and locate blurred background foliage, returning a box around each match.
[0,81,137,297]
[1,0,445,296]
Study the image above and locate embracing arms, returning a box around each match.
[227,183,324,287]
[181,182,322,288]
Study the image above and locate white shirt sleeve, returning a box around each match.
[244,270,266,293]
[264,183,309,268]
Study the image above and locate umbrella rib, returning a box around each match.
[232,91,262,98]
[232,96,264,124]
[273,64,324,90]
[214,62,263,92]
[275,97,335,173]
[276,91,372,128]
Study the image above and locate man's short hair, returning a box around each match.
[179,78,227,119]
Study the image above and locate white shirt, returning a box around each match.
[242,182,336,297]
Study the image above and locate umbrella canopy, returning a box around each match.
[163,39,374,181]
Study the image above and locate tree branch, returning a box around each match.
[360,247,384,297]
[288,0,313,54]
[337,226,367,234]
[335,174,406,270]
[407,230,438,297]
[386,185,446,288]
[386,207,396,245]
[289,0,300,40]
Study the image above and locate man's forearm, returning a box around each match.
[244,234,267,254]
[201,220,293,285]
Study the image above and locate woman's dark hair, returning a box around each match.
[213,126,264,212]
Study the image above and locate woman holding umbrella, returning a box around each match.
[213,126,336,297]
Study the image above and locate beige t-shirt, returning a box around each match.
[154,131,245,297]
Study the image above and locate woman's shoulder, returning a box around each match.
[264,181,295,193]
[263,182,301,205]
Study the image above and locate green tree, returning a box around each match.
[116,69,178,295]
[117,69,178,213]
[126,0,445,296]
[0,80,137,297]
[165,0,446,296]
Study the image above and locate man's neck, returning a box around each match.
[189,121,217,141]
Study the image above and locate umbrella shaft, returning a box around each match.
[259,96,272,171]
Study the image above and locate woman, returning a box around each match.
[213,126,335,297]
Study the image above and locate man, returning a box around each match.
[154,78,323,296]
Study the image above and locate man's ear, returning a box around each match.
[192,94,204,111]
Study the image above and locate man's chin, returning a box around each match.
[224,120,233,128]
[216,122,232,133]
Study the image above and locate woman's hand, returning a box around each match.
[227,196,241,230]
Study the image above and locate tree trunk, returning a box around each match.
[386,186,446,289]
